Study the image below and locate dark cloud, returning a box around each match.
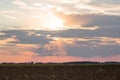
[1,30,52,45]
[89,0,120,6]
[54,12,120,38]
[49,28,120,38]
[56,12,120,28]
[65,40,120,57]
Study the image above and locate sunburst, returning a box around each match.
[44,13,64,30]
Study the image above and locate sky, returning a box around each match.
[0,0,120,63]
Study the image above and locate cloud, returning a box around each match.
[0,10,19,14]
[0,30,52,44]
[16,44,40,51]
[12,0,35,10]
[81,54,120,62]
[1,0,119,30]
[16,31,51,44]
[52,37,120,58]
[0,31,41,56]
[0,0,120,62]
[65,43,120,58]
[0,32,6,36]
[13,0,27,7]
[69,25,99,30]
[12,0,38,10]
[33,3,43,7]
[0,29,120,60]
[96,37,120,45]
[43,38,67,56]
[0,42,39,55]
[56,12,120,28]
[54,0,120,15]
[35,36,120,57]
[0,10,20,19]
[0,36,18,45]
[52,37,120,46]
[0,14,16,19]
[29,0,118,15]
[11,0,120,16]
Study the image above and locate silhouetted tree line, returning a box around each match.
[0,61,120,64]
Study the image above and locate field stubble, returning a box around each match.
[0,64,120,80]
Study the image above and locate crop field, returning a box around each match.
[0,64,120,80]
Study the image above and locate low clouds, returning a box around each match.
[0,32,6,36]
[0,36,18,45]
[0,30,120,61]
[65,37,120,57]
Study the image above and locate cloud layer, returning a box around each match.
[0,30,120,62]
[0,0,120,30]
[0,0,120,62]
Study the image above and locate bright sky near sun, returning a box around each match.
[0,0,67,31]
[0,0,120,30]
[0,0,120,63]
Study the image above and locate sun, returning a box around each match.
[44,13,64,31]
[26,13,65,31]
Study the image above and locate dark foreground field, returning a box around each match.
[0,64,120,80]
